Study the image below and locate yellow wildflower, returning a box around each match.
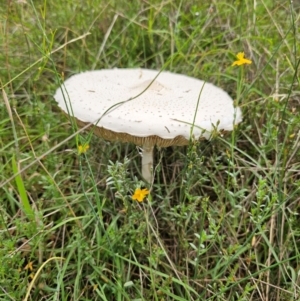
[232,52,252,66]
[78,144,90,155]
[24,261,33,271]
[132,188,150,202]
[289,133,295,139]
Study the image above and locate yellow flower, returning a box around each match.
[232,52,252,66]
[78,144,89,154]
[24,261,33,271]
[132,188,150,202]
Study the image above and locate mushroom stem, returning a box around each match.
[141,144,154,183]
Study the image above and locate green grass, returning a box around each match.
[1,0,300,300]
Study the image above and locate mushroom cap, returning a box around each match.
[54,68,242,147]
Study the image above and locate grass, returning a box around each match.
[1,0,300,300]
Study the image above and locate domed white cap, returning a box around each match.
[54,68,242,147]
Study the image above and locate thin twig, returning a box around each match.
[92,14,119,69]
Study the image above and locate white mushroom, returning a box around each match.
[54,68,242,183]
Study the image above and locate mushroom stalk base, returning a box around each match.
[141,144,154,183]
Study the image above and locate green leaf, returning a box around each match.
[11,155,35,221]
